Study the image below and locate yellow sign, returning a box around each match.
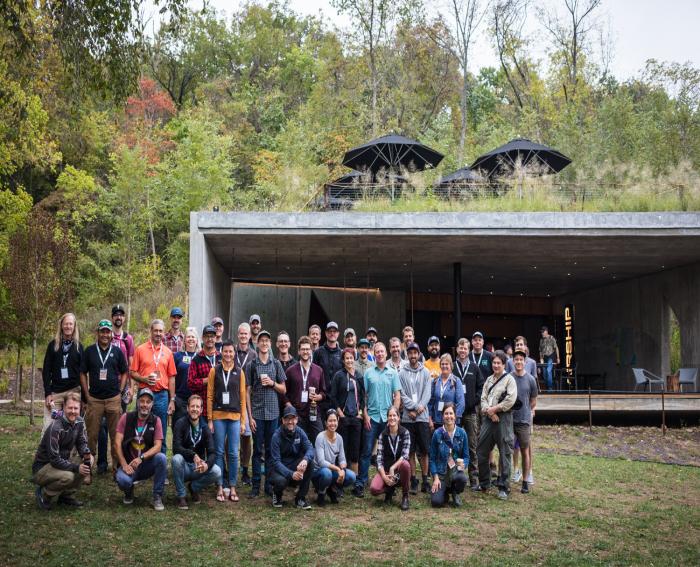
[564,304,574,374]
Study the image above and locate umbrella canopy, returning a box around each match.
[342,134,444,173]
[330,170,410,185]
[435,166,484,187]
[470,138,571,178]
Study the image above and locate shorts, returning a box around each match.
[513,422,531,448]
[403,421,431,456]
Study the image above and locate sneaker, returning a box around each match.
[187,483,201,504]
[328,489,339,504]
[452,493,463,507]
[497,489,508,501]
[421,479,431,493]
[316,493,326,507]
[35,486,52,511]
[526,472,534,485]
[336,486,345,499]
[512,468,522,483]
[295,497,312,510]
[248,487,260,499]
[400,494,410,511]
[177,496,189,510]
[123,487,134,505]
[164,478,170,485]
[410,476,419,495]
[241,470,252,486]
[351,486,364,498]
[272,492,283,508]
[132,479,142,486]
[153,494,165,511]
[521,480,529,494]
[57,494,83,507]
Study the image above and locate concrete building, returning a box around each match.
[189,211,700,390]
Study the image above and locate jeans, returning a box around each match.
[544,355,554,390]
[172,397,189,433]
[252,418,278,492]
[214,419,241,488]
[116,452,167,496]
[151,391,169,454]
[269,459,315,500]
[357,419,386,487]
[312,466,357,494]
[171,453,222,497]
[97,416,109,470]
[462,412,480,483]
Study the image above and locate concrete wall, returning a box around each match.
[556,262,700,390]
[231,283,406,345]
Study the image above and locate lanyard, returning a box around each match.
[62,354,69,368]
[301,364,310,390]
[97,345,113,369]
[236,349,249,369]
[151,342,164,368]
[347,373,359,409]
[134,417,149,456]
[387,433,400,459]
[439,377,450,400]
[206,354,216,367]
[470,351,483,367]
[222,366,233,391]
[189,424,202,446]
[455,360,468,381]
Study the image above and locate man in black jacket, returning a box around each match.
[269,406,315,509]
[32,392,92,510]
[312,321,343,417]
[172,394,222,509]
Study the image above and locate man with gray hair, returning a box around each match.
[235,321,257,486]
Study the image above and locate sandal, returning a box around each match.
[229,490,240,502]
[216,489,226,502]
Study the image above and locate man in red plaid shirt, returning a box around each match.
[187,325,220,420]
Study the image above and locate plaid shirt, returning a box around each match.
[248,356,286,421]
[164,331,184,353]
[187,350,221,418]
[376,426,411,471]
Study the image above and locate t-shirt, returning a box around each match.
[314,431,347,469]
[364,365,402,423]
[424,358,441,380]
[512,372,538,424]
[174,350,197,400]
[130,341,177,392]
[116,413,164,461]
[81,343,128,399]
[111,331,135,361]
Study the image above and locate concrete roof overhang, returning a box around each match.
[195,212,700,297]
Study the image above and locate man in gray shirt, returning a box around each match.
[511,350,538,494]
[398,342,432,495]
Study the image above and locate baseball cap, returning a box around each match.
[366,326,378,334]
[513,349,528,358]
[406,341,420,352]
[249,314,261,324]
[111,304,125,316]
[428,336,440,345]
[282,405,298,418]
[357,338,371,347]
[344,327,355,337]
[257,330,271,341]
[137,388,154,400]
[472,331,484,339]
[202,324,217,335]
[211,317,224,325]
[326,321,339,330]
[170,307,184,317]
[97,319,113,330]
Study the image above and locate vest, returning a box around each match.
[213,364,241,413]
[121,411,157,458]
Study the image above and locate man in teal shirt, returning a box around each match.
[352,342,401,497]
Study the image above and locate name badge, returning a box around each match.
[310,414,317,422]
[61,367,69,379]
[301,390,309,403]
[437,401,445,412]
[99,369,108,381]
[183,356,191,363]
[222,392,230,405]
[411,393,418,404]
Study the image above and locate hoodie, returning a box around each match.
[398,363,432,423]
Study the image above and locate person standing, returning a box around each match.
[247,330,287,498]
[386,337,406,373]
[80,320,128,473]
[211,317,225,353]
[249,314,262,345]
[276,331,297,372]
[42,313,84,433]
[354,338,375,376]
[365,326,379,351]
[475,350,517,500]
[353,342,401,498]
[208,340,247,502]
[172,328,201,430]
[130,319,177,454]
[398,342,432,495]
[429,403,469,507]
[283,336,325,443]
[539,326,560,391]
[506,336,538,376]
[164,307,185,353]
[312,409,357,506]
[234,322,257,486]
[428,354,465,430]
[186,325,220,425]
[343,328,357,356]
[312,321,343,402]
[32,392,92,510]
[368,406,411,511]
[510,350,538,493]
[114,388,168,510]
[424,336,441,379]
[470,331,494,378]
[308,325,322,352]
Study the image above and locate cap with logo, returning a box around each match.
[366,326,378,334]
[202,324,217,335]
[428,336,440,345]
[472,331,484,339]
[111,304,126,316]
[138,388,154,400]
[344,328,355,337]
[97,319,113,330]
[326,321,339,330]
[257,330,272,341]
[211,317,224,325]
[170,307,184,317]
[249,314,261,324]
[282,405,298,418]
[406,341,420,352]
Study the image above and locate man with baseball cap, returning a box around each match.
[186,324,221,423]
[424,336,442,380]
[269,406,315,509]
[164,307,185,353]
[366,327,378,348]
[471,331,494,377]
[211,317,225,353]
[80,320,129,472]
[249,314,262,345]
[354,338,375,377]
[343,328,357,354]
[114,388,168,510]
[312,322,343,406]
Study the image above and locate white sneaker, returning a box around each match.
[526,472,534,485]
[512,469,522,483]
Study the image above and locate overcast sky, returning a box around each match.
[173,0,699,81]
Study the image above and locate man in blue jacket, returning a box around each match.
[269,406,315,509]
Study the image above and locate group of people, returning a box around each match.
[33,307,550,512]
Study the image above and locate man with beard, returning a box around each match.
[424,336,441,380]
[354,338,375,377]
[186,325,221,423]
[312,321,343,416]
[164,307,185,353]
[276,331,297,372]
[308,325,322,352]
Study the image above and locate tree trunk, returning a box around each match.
[30,335,36,425]
[458,75,468,164]
[14,343,20,405]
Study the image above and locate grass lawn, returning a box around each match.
[1,413,698,566]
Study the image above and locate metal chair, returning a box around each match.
[678,368,698,392]
[632,368,666,392]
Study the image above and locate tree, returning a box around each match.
[492,0,531,110]
[1,210,76,424]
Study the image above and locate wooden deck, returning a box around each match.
[536,392,700,415]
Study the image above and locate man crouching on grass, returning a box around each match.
[32,392,93,510]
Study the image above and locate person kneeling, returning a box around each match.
[32,392,93,510]
[114,388,168,511]
[269,406,316,509]
[429,403,469,507]
[172,394,222,509]
[369,406,411,511]
[312,409,357,506]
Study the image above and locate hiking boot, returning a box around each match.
[452,492,463,507]
[328,488,339,504]
[248,486,260,499]
[272,492,283,508]
[153,494,165,511]
[512,468,522,483]
[295,497,312,510]
[400,494,410,511]
[384,487,395,504]
[188,483,201,504]
[351,486,364,498]
[421,478,431,494]
[521,480,529,494]
[316,493,326,507]
[177,496,189,510]
[497,489,508,501]
[123,487,134,505]
[410,476,419,495]
[35,486,52,511]
[57,494,83,507]
[241,469,252,486]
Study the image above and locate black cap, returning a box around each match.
[406,342,420,352]
[202,324,217,335]
[357,338,371,347]
[282,405,298,418]
[112,304,126,316]
[513,349,528,358]
[472,331,484,339]
[366,326,378,334]
[428,336,440,345]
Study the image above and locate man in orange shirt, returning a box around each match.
[130,319,177,454]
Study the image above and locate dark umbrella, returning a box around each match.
[342,134,444,173]
[330,170,410,186]
[470,138,571,178]
[435,166,484,187]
